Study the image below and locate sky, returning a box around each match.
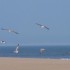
[0,0,70,46]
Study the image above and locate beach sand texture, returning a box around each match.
[0,58,70,70]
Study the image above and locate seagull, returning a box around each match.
[36,23,49,30]
[40,48,46,54]
[0,40,6,44]
[14,44,19,54]
[1,28,19,34]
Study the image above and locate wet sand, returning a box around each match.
[0,58,70,70]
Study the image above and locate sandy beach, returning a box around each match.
[0,58,70,70]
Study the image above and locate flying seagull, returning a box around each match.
[14,44,19,54]
[1,28,19,34]
[36,23,49,30]
[0,40,6,44]
[40,48,46,54]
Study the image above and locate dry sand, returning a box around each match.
[0,58,70,70]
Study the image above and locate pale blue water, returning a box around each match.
[0,46,70,59]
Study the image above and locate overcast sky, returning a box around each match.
[0,0,70,46]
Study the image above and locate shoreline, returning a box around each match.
[0,57,70,60]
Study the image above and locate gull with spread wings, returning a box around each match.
[1,28,19,34]
[40,48,46,54]
[0,40,6,44]
[36,23,49,30]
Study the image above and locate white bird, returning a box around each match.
[36,23,49,30]
[14,44,19,54]
[40,48,46,54]
[1,28,19,34]
[0,40,6,44]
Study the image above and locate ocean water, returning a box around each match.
[0,46,70,59]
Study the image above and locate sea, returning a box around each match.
[0,45,70,59]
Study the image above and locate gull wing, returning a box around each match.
[44,26,49,30]
[36,23,42,26]
[1,28,9,31]
[16,46,19,50]
[15,44,19,51]
[11,30,19,34]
